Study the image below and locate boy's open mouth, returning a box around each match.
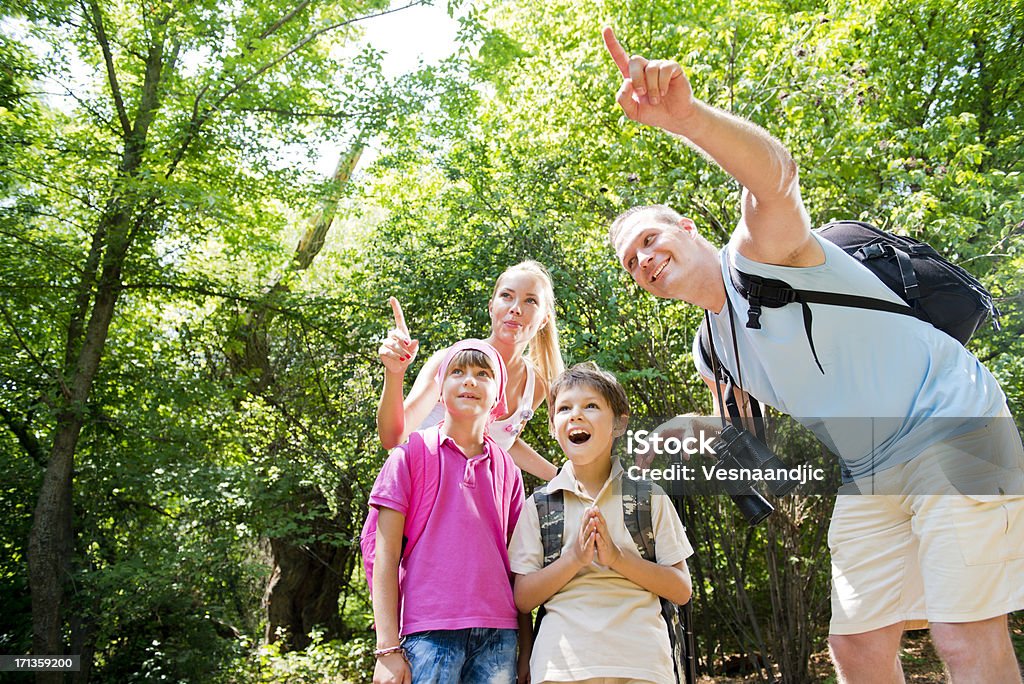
[567,427,591,444]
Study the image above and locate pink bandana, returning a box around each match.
[434,339,508,421]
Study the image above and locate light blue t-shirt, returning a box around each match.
[694,232,1005,479]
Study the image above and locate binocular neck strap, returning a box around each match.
[704,309,729,430]
[704,300,750,431]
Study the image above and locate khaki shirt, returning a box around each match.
[508,460,693,683]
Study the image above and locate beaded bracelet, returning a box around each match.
[373,645,405,659]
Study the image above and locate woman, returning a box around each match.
[377,260,564,480]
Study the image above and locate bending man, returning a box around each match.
[603,26,1024,684]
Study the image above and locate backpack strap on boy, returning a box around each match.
[530,477,692,684]
[533,485,565,568]
[533,476,657,567]
[621,475,655,561]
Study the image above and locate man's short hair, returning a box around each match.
[608,204,684,247]
[548,362,630,420]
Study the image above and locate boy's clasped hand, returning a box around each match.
[571,506,624,569]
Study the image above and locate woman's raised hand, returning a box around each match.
[379,297,420,375]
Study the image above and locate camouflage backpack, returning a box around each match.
[532,475,693,684]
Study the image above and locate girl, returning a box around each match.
[371,340,524,684]
[377,261,564,480]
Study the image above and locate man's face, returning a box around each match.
[613,212,696,300]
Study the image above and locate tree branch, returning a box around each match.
[0,166,101,211]
[238,106,362,120]
[124,13,171,170]
[0,301,69,398]
[0,225,87,272]
[0,407,47,467]
[164,0,429,179]
[109,494,177,519]
[258,0,314,41]
[82,0,132,138]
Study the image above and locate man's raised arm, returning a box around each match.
[603,27,819,267]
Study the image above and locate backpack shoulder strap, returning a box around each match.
[486,436,520,542]
[728,232,915,375]
[621,475,656,562]
[622,474,696,684]
[532,485,564,568]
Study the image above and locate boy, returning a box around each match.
[509,362,693,683]
[370,339,525,684]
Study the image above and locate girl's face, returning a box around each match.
[488,272,549,346]
[441,362,498,420]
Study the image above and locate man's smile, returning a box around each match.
[651,259,669,282]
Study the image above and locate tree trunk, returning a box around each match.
[219,143,363,651]
[69,596,100,684]
[263,488,352,649]
[26,11,169,670]
[27,423,79,683]
[28,209,134,682]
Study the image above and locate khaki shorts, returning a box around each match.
[828,412,1024,635]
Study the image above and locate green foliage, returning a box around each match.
[2,0,1021,680]
[1,0,427,677]
[235,630,373,684]
[353,0,1023,679]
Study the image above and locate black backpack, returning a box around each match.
[531,476,696,684]
[721,219,1000,374]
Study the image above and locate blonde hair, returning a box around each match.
[491,260,564,385]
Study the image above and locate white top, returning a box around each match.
[419,360,537,451]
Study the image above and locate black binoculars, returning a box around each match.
[710,424,799,526]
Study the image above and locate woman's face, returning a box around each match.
[488,272,549,346]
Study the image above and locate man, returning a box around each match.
[602,26,1024,683]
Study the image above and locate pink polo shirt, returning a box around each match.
[369,429,524,635]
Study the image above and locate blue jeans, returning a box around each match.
[402,628,517,684]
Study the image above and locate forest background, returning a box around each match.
[1,0,1022,682]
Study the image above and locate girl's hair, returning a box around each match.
[491,260,565,385]
[445,349,494,374]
